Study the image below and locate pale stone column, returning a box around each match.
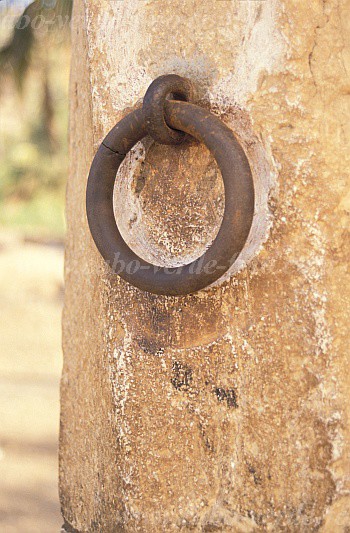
[60,0,350,531]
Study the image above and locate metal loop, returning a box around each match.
[143,74,196,145]
[86,76,255,296]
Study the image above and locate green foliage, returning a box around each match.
[0,4,35,89]
[0,1,73,90]
[0,2,72,237]
[0,191,66,236]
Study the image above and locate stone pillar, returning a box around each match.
[60,0,350,531]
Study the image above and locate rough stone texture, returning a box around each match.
[60,0,350,531]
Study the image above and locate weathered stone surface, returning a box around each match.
[60,0,350,531]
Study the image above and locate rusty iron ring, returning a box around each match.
[86,82,254,296]
[143,74,196,145]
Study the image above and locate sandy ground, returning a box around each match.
[0,231,64,532]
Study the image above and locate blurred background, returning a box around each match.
[0,1,72,531]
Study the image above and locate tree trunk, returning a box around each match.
[60,0,350,531]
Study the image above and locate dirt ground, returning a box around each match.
[0,231,63,532]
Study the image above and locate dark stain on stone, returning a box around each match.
[171,361,193,391]
[128,213,137,229]
[247,463,262,486]
[203,524,223,532]
[198,421,214,453]
[215,387,238,408]
[134,166,147,196]
[148,300,171,337]
[255,3,263,23]
[61,522,80,533]
[137,336,162,356]
[246,509,264,527]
